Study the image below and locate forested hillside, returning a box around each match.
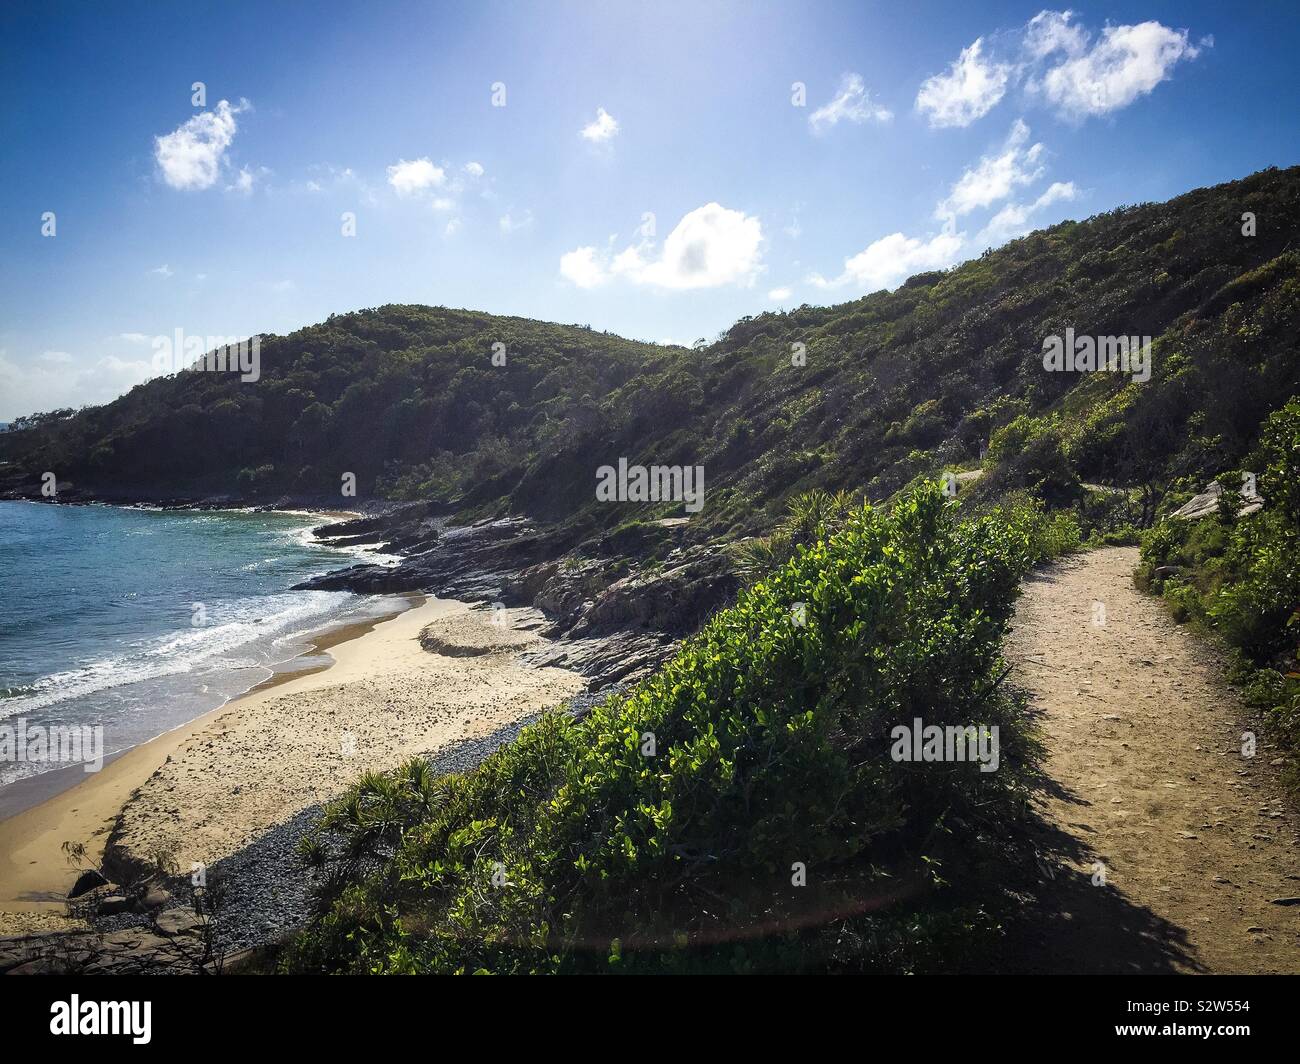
[4,167,1298,548]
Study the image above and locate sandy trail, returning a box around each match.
[1003,547,1299,973]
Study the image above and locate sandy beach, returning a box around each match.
[0,595,584,929]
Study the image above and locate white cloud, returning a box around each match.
[0,349,154,421]
[227,166,256,195]
[1024,9,1088,61]
[809,231,964,293]
[301,165,380,205]
[154,99,249,191]
[916,39,1010,128]
[386,157,445,196]
[499,210,533,234]
[580,107,620,142]
[978,180,1079,245]
[559,203,764,291]
[430,196,456,212]
[936,119,1044,220]
[768,286,793,301]
[443,218,461,238]
[660,205,762,287]
[464,161,485,177]
[149,264,174,278]
[809,74,893,132]
[629,203,764,289]
[913,13,1204,129]
[559,247,607,289]
[1034,19,1203,119]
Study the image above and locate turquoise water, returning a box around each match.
[0,501,402,792]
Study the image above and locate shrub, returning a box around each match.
[981,491,1082,563]
[1138,399,1300,785]
[285,484,1050,974]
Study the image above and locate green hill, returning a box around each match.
[4,166,1298,551]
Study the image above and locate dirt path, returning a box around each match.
[1002,546,1299,973]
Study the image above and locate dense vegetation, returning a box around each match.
[1137,400,1300,787]
[4,167,1298,554]
[285,485,1073,973]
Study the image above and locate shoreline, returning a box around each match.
[0,498,406,824]
[0,594,585,924]
[0,594,422,913]
[0,587,418,825]
[0,493,373,524]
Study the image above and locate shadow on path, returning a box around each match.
[994,811,1204,974]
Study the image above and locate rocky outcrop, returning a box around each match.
[570,547,735,638]
[1,907,214,976]
[310,500,448,553]
[1172,479,1264,520]
[296,516,571,598]
[299,511,738,690]
[520,630,677,691]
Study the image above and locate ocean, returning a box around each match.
[0,501,404,799]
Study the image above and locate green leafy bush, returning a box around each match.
[285,484,1053,974]
[980,491,1082,562]
[1139,399,1300,781]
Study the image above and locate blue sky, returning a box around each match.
[1,0,1296,419]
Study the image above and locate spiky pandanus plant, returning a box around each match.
[731,488,858,581]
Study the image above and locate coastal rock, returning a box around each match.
[140,886,172,910]
[312,501,447,554]
[569,547,736,639]
[0,919,212,975]
[68,869,109,898]
[154,908,205,936]
[295,510,732,690]
[521,631,677,691]
[530,559,618,627]
[8,957,74,975]
[1172,480,1264,520]
[294,516,562,599]
[501,560,560,602]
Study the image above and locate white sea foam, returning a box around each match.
[284,523,403,566]
[0,590,354,719]
[0,505,409,758]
